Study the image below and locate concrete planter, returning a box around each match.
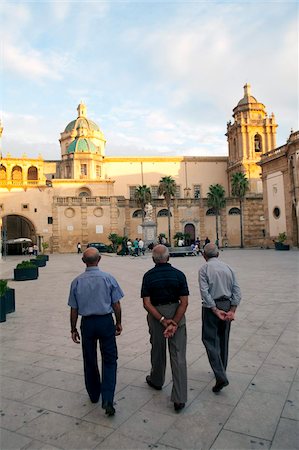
[6,288,15,314]
[14,267,39,281]
[39,255,49,261]
[0,295,6,322]
[274,242,290,251]
[30,258,47,267]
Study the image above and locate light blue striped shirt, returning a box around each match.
[68,267,124,316]
[199,257,241,309]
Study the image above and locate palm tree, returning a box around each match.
[134,185,152,223]
[158,176,176,244]
[231,172,249,248]
[207,184,226,244]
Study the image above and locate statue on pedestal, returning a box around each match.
[144,202,153,222]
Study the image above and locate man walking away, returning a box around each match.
[141,244,189,412]
[68,247,124,416]
[199,243,241,393]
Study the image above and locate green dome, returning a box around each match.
[67,138,98,154]
[65,117,100,132]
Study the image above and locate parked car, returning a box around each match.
[87,242,108,252]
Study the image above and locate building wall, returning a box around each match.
[266,171,287,237]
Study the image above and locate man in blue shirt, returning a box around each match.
[199,243,241,393]
[68,247,124,416]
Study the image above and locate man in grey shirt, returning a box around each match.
[199,243,241,393]
[68,247,124,416]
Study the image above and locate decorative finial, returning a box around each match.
[77,102,87,118]
[244,83,251,97]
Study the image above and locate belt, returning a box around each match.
[155,302,179,306]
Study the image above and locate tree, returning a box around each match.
[207,184,226,244]
[134,185,152,223]
[158,176,176,244]
[231,172,249,248]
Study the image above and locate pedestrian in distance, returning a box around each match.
[199,243,241,393]
[138,238,145,255]
[204,237,210,248]
[141,244,189,412]
[77,242,82,253]
[68,247,124,416]
[133,238,139,256]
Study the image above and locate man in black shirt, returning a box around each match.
[141,244,189,412]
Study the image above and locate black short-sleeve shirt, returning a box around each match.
[141,263,189,306]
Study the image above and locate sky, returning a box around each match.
[0,0,298,160]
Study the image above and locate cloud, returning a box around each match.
[50,1,72,21]
[3,42,65,81]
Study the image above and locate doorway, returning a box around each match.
[184,223,195,245]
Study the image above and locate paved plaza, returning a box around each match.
[0,249,298,450]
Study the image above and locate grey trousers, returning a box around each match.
[202,307,231,384]
[147,303,187,403]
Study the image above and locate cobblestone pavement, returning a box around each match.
[0,249,298,450]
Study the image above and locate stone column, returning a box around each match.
[110,197,119,234]
[124,199,131,238]
[51,203,59,253]
[173,198,180,236]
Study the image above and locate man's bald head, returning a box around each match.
[152,244,169,264]
[82,247,101,266]
[203,243,219,260]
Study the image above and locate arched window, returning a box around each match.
[157,209,172,217]
[0,164,7,182]
[229,207,241,215]
[12,166,22,184]
[206,208,216,216]
[27,166,38,180]
[254,134,262,152]
[78,187,91,197]
[132,209,144,218]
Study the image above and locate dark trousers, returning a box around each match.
[202,307,231,384]
[80,314,117,405]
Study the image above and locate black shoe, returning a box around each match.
[146,375,162,390]
[174,402,185,412]
[212,380,229,393]
[102,401,115,416]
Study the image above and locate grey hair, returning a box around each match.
[83,247,100,264]
[152,244,169,263]
[203,243,219,258]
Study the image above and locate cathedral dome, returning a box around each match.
[64,102,101,133]
[237,83,258,106]
[65,117,100,132]
[67,138,98,154]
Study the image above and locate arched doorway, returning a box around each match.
[2,215,36,255]
[184,223,195,245]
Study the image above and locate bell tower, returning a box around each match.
[226,84,277,193]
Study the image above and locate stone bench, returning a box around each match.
[169,246,196,257]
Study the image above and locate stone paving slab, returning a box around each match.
[0,249,299,450]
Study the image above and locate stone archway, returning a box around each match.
[184,223,195,245]
[2,214,36,255]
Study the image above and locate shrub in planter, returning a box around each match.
[0,279,8,322]
[14,261,39,281]
[274,232,290,251]
[30,257,46,267]
[41,242,49,254]
[37,254,49,261]
[5,288,15,314]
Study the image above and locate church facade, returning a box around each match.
[1,84,296,253]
